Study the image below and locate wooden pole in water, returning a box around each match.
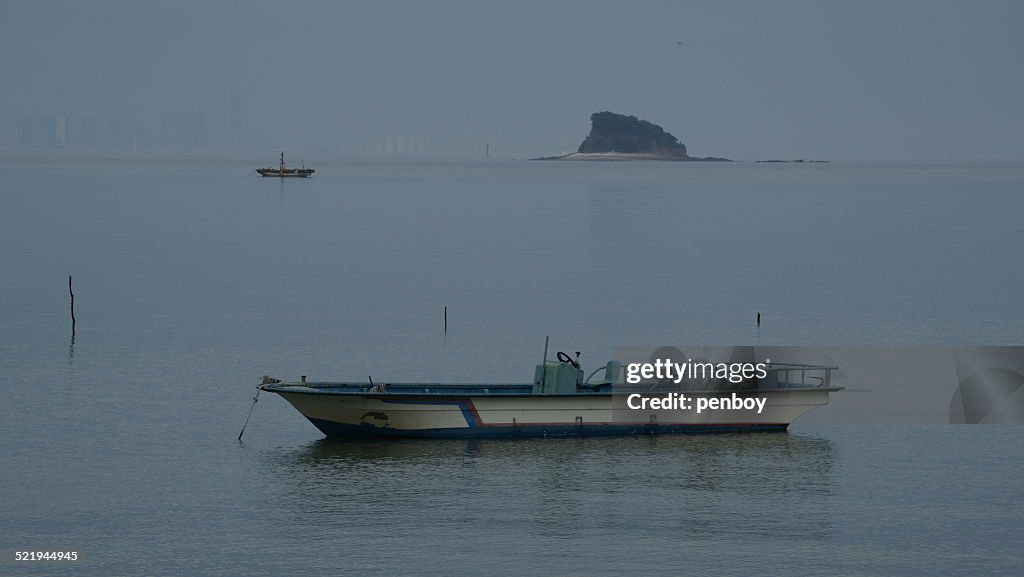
[69,275,76,337]
[444,306,447,333]
[757,311,761,326]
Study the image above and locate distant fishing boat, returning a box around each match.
[259,349,841,439]
[256,152,314,178]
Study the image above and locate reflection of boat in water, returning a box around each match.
[268,433,834,543]
[260,349,841,438]
[256,152,314,178]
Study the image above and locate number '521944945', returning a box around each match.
[15,551,78,561]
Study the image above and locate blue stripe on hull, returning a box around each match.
[305,417,789,439]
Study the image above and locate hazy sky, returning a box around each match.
[2,0,1022,159]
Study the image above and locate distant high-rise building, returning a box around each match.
[107,117,121,148]
[157,108,206,149]
[133,121,146,148]
[38,116,57,147]
[55,115,67,147]
[182,109,205,149]
[227,91,241,147]
[78,117,97,148]
[159,109,174,148]
[17,117,33,147]
[377,135,424,154]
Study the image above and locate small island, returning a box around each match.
[536,111,730,161]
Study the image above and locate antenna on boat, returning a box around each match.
[540,336,550,389]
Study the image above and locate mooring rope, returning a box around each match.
[237,386,262,441]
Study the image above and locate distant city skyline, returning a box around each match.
[8,100,434,155]
[2,1,1024,159]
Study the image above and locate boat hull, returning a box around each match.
[267,387,833,438]
[256,171,313,178]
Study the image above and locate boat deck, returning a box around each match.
[262,381,841,397]
[264,382,609,396]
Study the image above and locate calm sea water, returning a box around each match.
[1,152,1022,576]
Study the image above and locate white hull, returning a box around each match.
[268,387,834,438]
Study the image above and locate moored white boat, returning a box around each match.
[261,353,841,438]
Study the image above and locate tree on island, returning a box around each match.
[577,111,689,157]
